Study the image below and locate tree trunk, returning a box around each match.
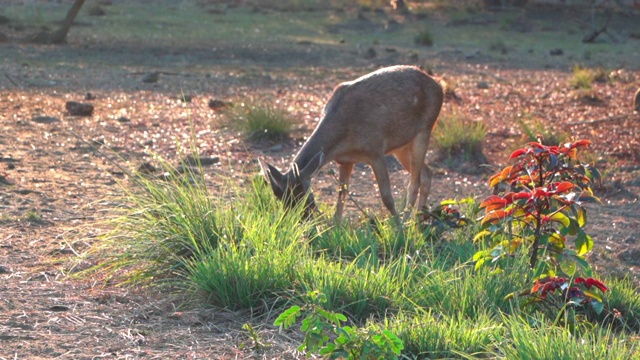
[30,0,85,44]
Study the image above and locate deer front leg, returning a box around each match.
[393,145,427,221]
[334,162,354,223]
[370,157,399,219]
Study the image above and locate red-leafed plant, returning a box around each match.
[522,276,609,316]
[473,139,608,314]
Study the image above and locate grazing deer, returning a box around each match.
[260,65,443,222]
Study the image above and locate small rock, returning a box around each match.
[477,81,490,89]
[176,165,201,175]
[87,5,106,16]
[137,162,157,174]
[550,48,564,56]
[14,189,35,195]
[179,94,192,103]
[618,248,640,265]
[49,305,70,312]
[385,19,401,32]
[268,144,283,152]
[634,88,640,112]
[363,47,377,59]
[85,92,95,100]
[142,72,160,83]
[32,116,60,124]
[0,174,13,185]
[117,116,130,123]
[184,155,219,166]
[0,265,9,274]
[49,248,74,255]
[465,50,482,59]
[66,101,94,116]
[208,99,229,111]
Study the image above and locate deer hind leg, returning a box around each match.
[370,157,398,218]
[394,133,432,214]
[334,162,354,222]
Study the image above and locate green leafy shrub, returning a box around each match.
[274,292,404,359]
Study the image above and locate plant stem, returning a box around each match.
[529,155,546,270]
[529,225,541,270]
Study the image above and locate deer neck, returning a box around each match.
[292,127,332,171]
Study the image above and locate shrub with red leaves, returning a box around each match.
[474,139,608,315]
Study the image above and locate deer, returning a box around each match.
[260,65,444,222]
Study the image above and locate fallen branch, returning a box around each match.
[4,73,21,88]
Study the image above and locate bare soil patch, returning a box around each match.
[1,1,639,358]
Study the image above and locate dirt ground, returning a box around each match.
[1,1,639,358]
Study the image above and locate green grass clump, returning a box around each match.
[433,110,486,161]
[227,101,293,143]
[387,310,503,357]
[489,39,508,54]
[23,209,43,223]
[414,29,434,46]
[569,66,599,90]
[84,148,640,358]
[517,112,567,146]
[492,316,640,359]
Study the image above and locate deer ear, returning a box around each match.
[259,159,285,198]
[299,152,324,180]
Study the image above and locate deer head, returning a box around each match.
[260,152,323,218]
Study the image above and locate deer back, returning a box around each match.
[293,65,443,168]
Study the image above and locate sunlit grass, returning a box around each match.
[517,112,568,146]
[80,148,640,358]
[433,109,486,161]
[569,66,607,90]
[226,101,293,143]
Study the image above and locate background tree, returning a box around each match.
[30,0,85,44]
